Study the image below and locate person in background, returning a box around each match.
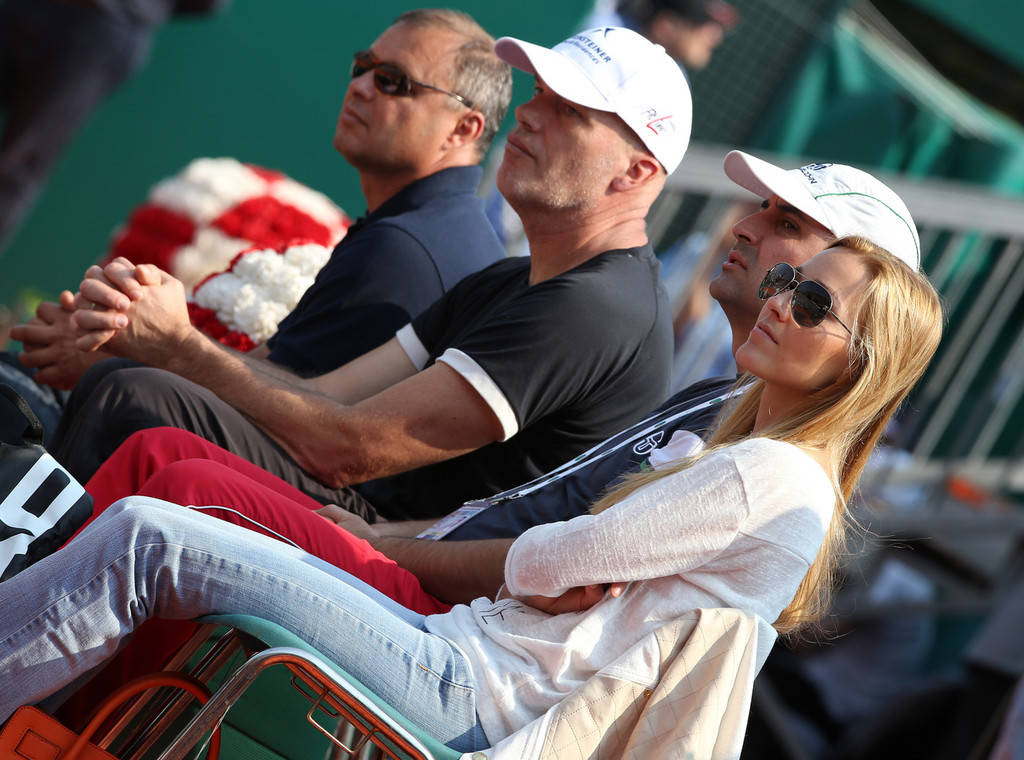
[584,0,738,74]
[0,0,229,258]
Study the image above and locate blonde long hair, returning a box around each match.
[591,237,943,634]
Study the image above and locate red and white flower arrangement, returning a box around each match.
[103,157,350,289]
[187,240,332,352]
[101,157,350,351]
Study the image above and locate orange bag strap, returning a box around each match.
[67,671,221,760]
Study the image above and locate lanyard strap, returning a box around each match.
[483,385,745,505]
[415,384,745,540]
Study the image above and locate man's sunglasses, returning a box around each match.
[351,51,476,110]
[758,262,854,335]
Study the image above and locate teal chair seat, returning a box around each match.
[157,614,463,760]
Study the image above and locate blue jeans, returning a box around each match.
[0,497,488,751]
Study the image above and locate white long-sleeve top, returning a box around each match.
[424,437,836,743]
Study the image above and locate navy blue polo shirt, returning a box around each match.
[265,165,504,376]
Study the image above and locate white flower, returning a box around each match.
[192,241,332,345]
[234,297,291,341]
[232,248,288,287]
[173,228,252,289]
[283,243,332,277]
[271,178,348,240]
[193,272,244,313]
[265,272,312,307]
[149,158,266,225]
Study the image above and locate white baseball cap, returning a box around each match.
[724,150,921,270]
[494,27,692,174]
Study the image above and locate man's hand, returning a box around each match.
[71,258,196,364]
[507,582,626,614]
[316,504,379,541]
[9,292,108,388]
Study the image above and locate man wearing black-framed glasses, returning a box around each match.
[330,11,508,219]
[261,9,513,375]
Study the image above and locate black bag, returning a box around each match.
[0,384,93,581]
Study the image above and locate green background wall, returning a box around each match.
[0,1,589,307]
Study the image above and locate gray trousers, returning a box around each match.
[50,358,379,520]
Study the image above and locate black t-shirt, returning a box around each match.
[355,245,673,521]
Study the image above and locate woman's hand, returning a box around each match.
[508,583,626,614]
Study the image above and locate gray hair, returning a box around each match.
[394,8,512,158]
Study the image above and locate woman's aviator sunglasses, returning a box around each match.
[351,51,476,110]
[758,262,854,335]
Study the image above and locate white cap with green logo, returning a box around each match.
[724,150,921,271]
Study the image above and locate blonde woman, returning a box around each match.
[0,239,941,752]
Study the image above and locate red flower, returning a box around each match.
[212,197,334,248]
[220,331,257,352]
[187,302,229,340]
[105,204,196,271]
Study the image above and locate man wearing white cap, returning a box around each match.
[492,26,691,227]
[712,150,921,357]
[61,27,690,527]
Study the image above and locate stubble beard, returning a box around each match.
[502,159,610,223]
[709,247,764,329]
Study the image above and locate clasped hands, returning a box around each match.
[68,258,194,364]
[10,257,186,386]
[10,290,94,389]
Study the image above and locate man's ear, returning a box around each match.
[610,155,663,193]
[444,111,486,152]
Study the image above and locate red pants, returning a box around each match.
[82,426,448,615]
[59,427,449,724]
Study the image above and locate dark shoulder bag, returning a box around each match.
[0,384,93,581]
